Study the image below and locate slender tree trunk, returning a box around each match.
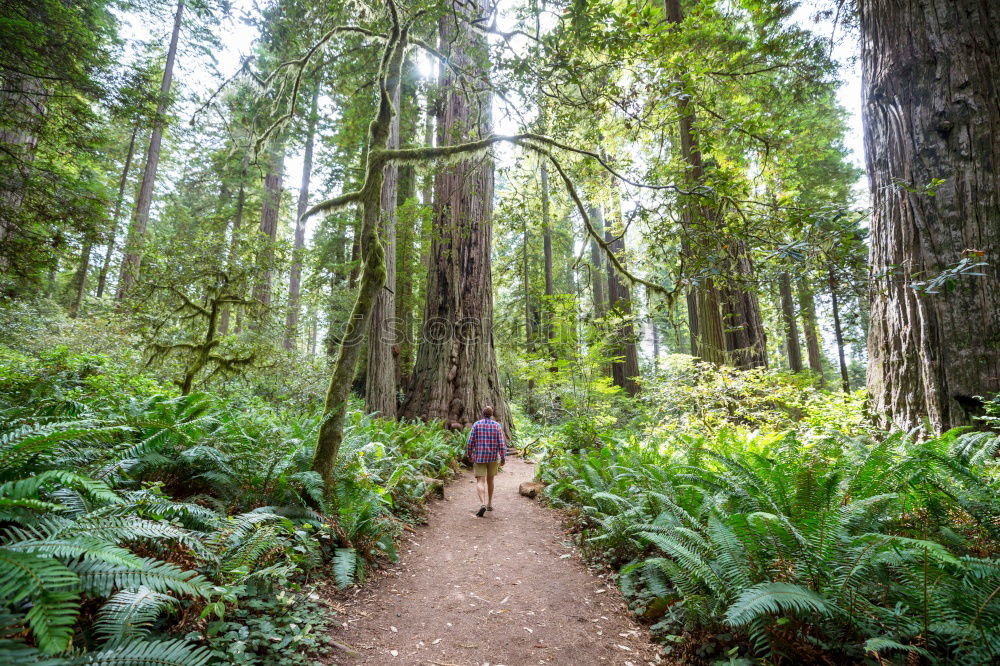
[219,150,248,336]
[365,79,401,418]
[96,125,139,299]
[68,239,93,317]
[587,204,607,318]
[861,0,1000,430]
[779,272,803,372]
[523,214,535,414]
[401,0,511,437]
[312,18,406,492]
[648,287,660,372]
[395,60,419,388]
[829,270,850,392]
[116,0,184,300]
[252,139,286,306]
[284,84,320,350]
[541,158,554,346]
[798,282,824,384]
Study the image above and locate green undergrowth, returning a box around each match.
[535,363,1000,665]
[0,343,462,664]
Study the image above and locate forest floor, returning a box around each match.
[322,457,663,666]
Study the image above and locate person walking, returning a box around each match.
[466,405,506,517]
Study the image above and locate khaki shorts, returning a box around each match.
[473,461,500,478]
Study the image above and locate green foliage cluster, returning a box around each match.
[0,340,461,663]
[537,364,1000,664]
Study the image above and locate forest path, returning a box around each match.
[324,457,663,666]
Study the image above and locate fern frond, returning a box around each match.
[725,582,832,627]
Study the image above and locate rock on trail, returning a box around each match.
[323,458,663,666]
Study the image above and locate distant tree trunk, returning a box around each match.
[219,150,248,336]
[68,239,93,317]
[721,245,768,369]
[778,272,803,372]
[365,79,400,418]
[522,214,535,414]
[648,287,660,372]
[95,125,139,299]
[829,271,850,392]
[541,159,554,345]
[604,193,641,396]
[861,0,1000,430]
[587,204,607,318]
[252,139,285,307]
[401,0,511,436]
[797,282,824,384]
[116,0,184,300]
[284,84,320,350]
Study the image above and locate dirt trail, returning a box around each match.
[326,458,663,666]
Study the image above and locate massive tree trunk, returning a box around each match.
[798,281,825,384]
[395,59,420,388]
[252,139,285,307]
[284,84,320,350]
[96,125,139,299]
[116,0,184,300]
[861,0,1000,430]
[401,0,511,436]
[365,80,400,418]
[778,272,803,372]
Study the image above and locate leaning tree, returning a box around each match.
[860,0,1000,430]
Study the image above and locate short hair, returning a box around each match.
[482,405,494,418]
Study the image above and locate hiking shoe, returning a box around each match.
[487,505,493,511]
[476,505,487,517]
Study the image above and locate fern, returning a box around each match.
[725,582,832,627]
[333,547,359,588]
[94,587,177,644]
[69,638,211,665]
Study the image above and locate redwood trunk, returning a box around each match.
[798,282,825,384]
[401,0,511,436]
[587,204,607,319]
[861,0,1000,430]
[604,208,641,396]
[779,272,803,372]
[284,84,320,350]
[829,271,851,393]
[117,0,184,300]
[252,140,285,306]
[365,80,401,418]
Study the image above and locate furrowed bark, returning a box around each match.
[401,0,512,437]
[798,281,824,384]
[861,0,1000,430]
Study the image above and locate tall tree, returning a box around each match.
[116,0,184,300]
[604,196,641,396]
[365,78,400,417]
[401,0,512,434]
[778,272,802,372]
[285,83,320,349]
[252,138,285,307]
[861,0,1000,430]
[798,282,824,383]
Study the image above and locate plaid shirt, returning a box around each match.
[466,418,506,464]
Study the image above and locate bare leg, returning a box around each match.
[486,475,495,507]
[475,475,487,506]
